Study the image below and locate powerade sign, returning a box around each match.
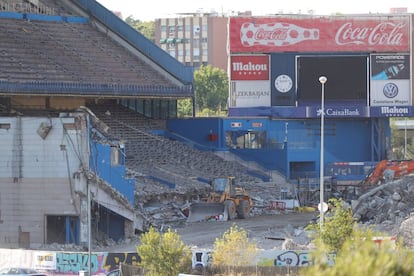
[306,106,369,118]
[370,106,414,117]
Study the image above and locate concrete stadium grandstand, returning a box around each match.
[0,0,271,248]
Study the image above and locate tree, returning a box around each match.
[390,118,414,159]
[194,65,228,115]
[177,98,193,117]
[212,224,257,268]
[306,198,355,253]
[125,16,155,42]
[136,227,192,276]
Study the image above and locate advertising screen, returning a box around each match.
[296,56,368,104]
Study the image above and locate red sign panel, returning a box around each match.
[230,55,270,80]
[229,16,410,53]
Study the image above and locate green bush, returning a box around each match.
[136,227,192,276]
[304,198,414,275]
[306,198,355,252]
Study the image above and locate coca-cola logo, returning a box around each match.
[335,22,406,46]
[255,27,289,41]
[240,22,319,47]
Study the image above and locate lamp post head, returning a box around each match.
[319,76,327,84]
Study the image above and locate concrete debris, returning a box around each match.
[137,181,293,229]
[398,214,414,247]
[352,175,414,241]
[282,238,309,250]
[36,242,86,251]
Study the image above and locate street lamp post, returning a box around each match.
[319,76,327,228]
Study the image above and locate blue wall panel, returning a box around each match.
[167,117,387,179]
[167,118,223,149]
[90,142,135,205]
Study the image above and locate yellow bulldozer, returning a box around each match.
[187,176,254,222]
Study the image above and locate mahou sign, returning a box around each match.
[230,16,410,53]
[230,55,270,80]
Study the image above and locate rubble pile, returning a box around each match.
[352,175,414,236]
[137,180,291,228]
[397,215,414,247]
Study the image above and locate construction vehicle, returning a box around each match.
[337,159,414,200]
[187,176,254,222]
[362,159,414,188]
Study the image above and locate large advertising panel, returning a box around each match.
[296,55,368,105]
[229,16,409,53]
[229,55,271,107]
[370,53,410,106]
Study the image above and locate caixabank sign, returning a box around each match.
[306,106,369,118]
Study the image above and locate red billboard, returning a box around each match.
[230,55,270,80]
[229,15,410,53]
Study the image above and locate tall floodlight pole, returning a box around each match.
[319,76,327,228]
[405,118,407,159]
[87,181,92,275]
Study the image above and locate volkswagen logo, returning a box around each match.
[383,83,398,98]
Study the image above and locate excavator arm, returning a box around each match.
[362,159,414,187]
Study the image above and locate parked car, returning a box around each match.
[106,269,120,276]
[0,268,47,276]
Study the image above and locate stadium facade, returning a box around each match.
[169,14,413,181]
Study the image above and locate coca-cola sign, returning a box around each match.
[230,16,410,53]
[335,22,405,46]
[230,55,270,80]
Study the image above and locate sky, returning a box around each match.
[96,0,414,21]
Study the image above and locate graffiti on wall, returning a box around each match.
[1,248,339,274]
[56,252,102,274]
[103,253,140,271]
[274,251,311,266]
[56,252,140,274]
[0,249,141,276]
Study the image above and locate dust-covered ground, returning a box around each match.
[97,175,414,253]
[100,211,317,252]
[176,211,317,250]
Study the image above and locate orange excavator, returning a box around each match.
[362,159,414,189]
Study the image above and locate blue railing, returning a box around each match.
[245,169,271,182]
[0,11,88,23]
[0,81,192,96]
[146,175,176,189]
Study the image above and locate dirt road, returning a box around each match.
[101,211,316,252]
[175,211,317,250]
